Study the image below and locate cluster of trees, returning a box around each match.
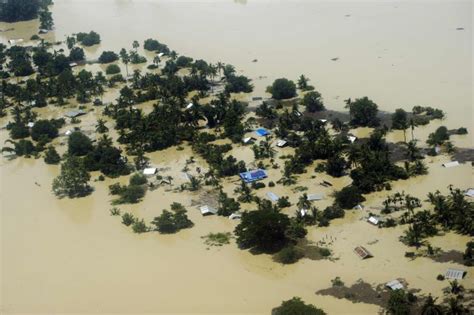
[76,31,101,47]
[109,173,147,204]
[52,155,92,198]
[272,297,326,315]
[0,0,52,22]
[150,202,193,233]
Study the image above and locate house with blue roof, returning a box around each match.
[239,169,268,183]
[255,128,270,137]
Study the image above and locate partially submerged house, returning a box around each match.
[386,280,404,290]
[242,137,256,144]
[367,216,380,226]
[307,194,324,201]
[200,205,217,216]
[347,135,357,143]
[266,192,279,202]
[239,169,267,183]
[143,168,157,175]
[65,110,86,119]
[464,188,474,198]
[445,268,466,280]
[229,212,242,220]
[255,128,270,137]
[186,103,194,110]
[354,246,373,259]
[276,139,287,148]
[442,161,460,168]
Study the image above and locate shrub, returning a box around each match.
[68,131,93,156]
[76,31,101,46]
[202,232,232,246]
[132,219,148,233]
[275,245,303,264]
[319,248,331,257]
[121,212,135,226]
[99,51,119,64]
[31,119,58,142]
[269,181,275,187]
[106,64,121,75]
[331,276,345,287]
[456,127,468,135]
[129,173,147,186]
[436,274,445,281]
[44,145,60,164]
[69,47,85,62]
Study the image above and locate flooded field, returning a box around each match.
[1,1,473,314]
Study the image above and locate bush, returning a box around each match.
[69,47,85,62]
[319,247,331,257]
[98,51,119,64]
[132,219,148,233]
[121,212,135,226]
[275,245,303,264]
[143,38,169,53]
[129,173,147,186]
[269,181,275,187]
[268,78,297,100]
[456,127,468,135]
[151,208,193,234]
[349,97,379,127]
[322,205,345,220]
[436,274,445,281]
[225,75,253,93]
[334,185,365,209]
[202,232,232,246]
[76,31,101,47]
[106,64,121,75]
[44,146,60,164]
[114,185,146,204]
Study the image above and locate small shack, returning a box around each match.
[276,139,287,148]
[200,205,217,216]
[229,212,242,220]
[239,169,267,183]
[27,122,35,128]
[65,110,86,118]
[464,188,474,198]
[64,130,73,136]
[442,161,460,168]
[445,268,466,280]
[354,246,372,259]
[307,194,324,201]
[255,128,270,137]
[348,135,357,143]
[69,62,78,68]
[300,209,308,217]
[143,168,157,175]
[367,216,380,226]
[266,192,279,202]
[242,137,256,144]
[386,280,404,290]
[186,103,194,110]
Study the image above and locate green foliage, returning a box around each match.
[331,276,344,287]
[129,173,147,186]
[110,207,121,216]
[0,0,41,22]
[99,51,119,64]
[455,127,468,135]
[68,131,93,156]
[43,145,60,164]
[335,186,365,209]
[39,7,53,30]
[272,297,327,315]
[105,64,121,75]
[277,196,291,209]
[348,97,379,127]
[275,245,304,264]
[234,209,294,252]
[52,155,91,198]
[143,38,170,53]
[268,78,297,100]
[202,232,232,246]
[76,31,101,47]
[386,290,413,315]
[121,212,135,226]
[110,184,145,204]
[132,219,148,233]
[464,241,474,266]
[391,108,408,130]
[151,206,193,234]
[427,126,450,146]
[217,190,240,216]
[303,91,325,112]
[326,154,346,177]
[31,119,58,142]
[225,75,253,93]
[84,135,130,177]
[69,47,85,62]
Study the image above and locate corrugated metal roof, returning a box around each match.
[266,192,279,202]
[445,268,465,280]
[308,194,324,201]
[442,161,460,168]
[354,246,372,259]
[386,280,404,290]
[200,205,217,216]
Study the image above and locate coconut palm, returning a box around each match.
[421,295,444,315]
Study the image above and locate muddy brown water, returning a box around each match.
[1,1,473,314]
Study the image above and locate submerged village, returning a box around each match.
[0,1,473,314]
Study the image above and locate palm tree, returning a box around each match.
[119,48,130,78]
[421,295,443,315]
[153,55,161,67]
[216,61,224,77]
[95,119,108,133]
[446,296,466,315]
[132,40,139,52]
[410,118,415,141]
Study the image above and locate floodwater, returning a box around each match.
[1,1,473,314]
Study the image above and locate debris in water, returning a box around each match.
[456,27,464,30]
[345,14,351,17]
[252,59,258,62]
[331,57,339,61]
